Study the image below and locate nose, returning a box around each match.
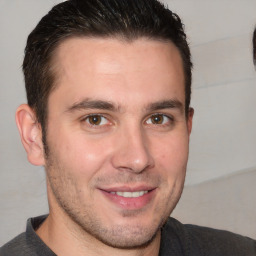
[111,126,154,173]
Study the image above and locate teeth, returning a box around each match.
[111,191,148,198]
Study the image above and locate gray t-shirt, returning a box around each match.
[1,215,255,255]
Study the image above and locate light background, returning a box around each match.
[0,0,255,245]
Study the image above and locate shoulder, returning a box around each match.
[184,223,256,255]
[0,232,32,256]
[161,217,256,256]
[0,215,55,256]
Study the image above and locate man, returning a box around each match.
[0,0,255,255]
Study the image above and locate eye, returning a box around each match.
[146,114,172,125]
[84,115,109,126]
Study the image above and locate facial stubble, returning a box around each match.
[44,142,186,250]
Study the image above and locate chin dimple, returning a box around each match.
[110,191,149,198]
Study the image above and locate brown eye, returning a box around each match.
[88,116,101,125]
[86,115,108,126]
[151,114,164,124]
[145,114,172,126]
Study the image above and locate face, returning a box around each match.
[44,38,193,248]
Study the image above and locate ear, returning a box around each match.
[15,104,45,166]
[187,107,194,135]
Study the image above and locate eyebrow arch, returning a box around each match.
[147,99,184,113]
[66,98,184,114]
[66,99,118,113]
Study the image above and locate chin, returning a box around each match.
[91,225,160,249]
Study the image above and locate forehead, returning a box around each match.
[50,37,185,109]
[56,37,183,69]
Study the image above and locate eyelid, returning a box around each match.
[81,113,107,120]
[149,112,174,120]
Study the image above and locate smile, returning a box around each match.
[100,188,156,209]
[109,191,149,198]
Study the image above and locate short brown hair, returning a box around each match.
[23,0,192,146]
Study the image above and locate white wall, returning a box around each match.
[0,0,255,245]
[168,0,256,185]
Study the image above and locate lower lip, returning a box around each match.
[100,189,156,210]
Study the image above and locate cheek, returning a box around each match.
[47,129,113,178]
[155,135,189,161]
[152,134,189,177]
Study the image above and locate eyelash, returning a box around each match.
[80,113,174,128]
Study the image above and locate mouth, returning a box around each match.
[99,187,157,210]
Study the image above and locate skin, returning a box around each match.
[16,37,193,256]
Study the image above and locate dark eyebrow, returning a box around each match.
[66,98,183,114]
[66,99,118,112]
[147,99,184,113]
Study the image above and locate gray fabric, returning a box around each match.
[160,218,256,256]
[0,216,56,256]
[1,215,255,255]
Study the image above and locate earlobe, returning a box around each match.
[187,107,194,135]
[15,104,45,166]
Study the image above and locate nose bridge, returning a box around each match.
[112,123,154,173]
